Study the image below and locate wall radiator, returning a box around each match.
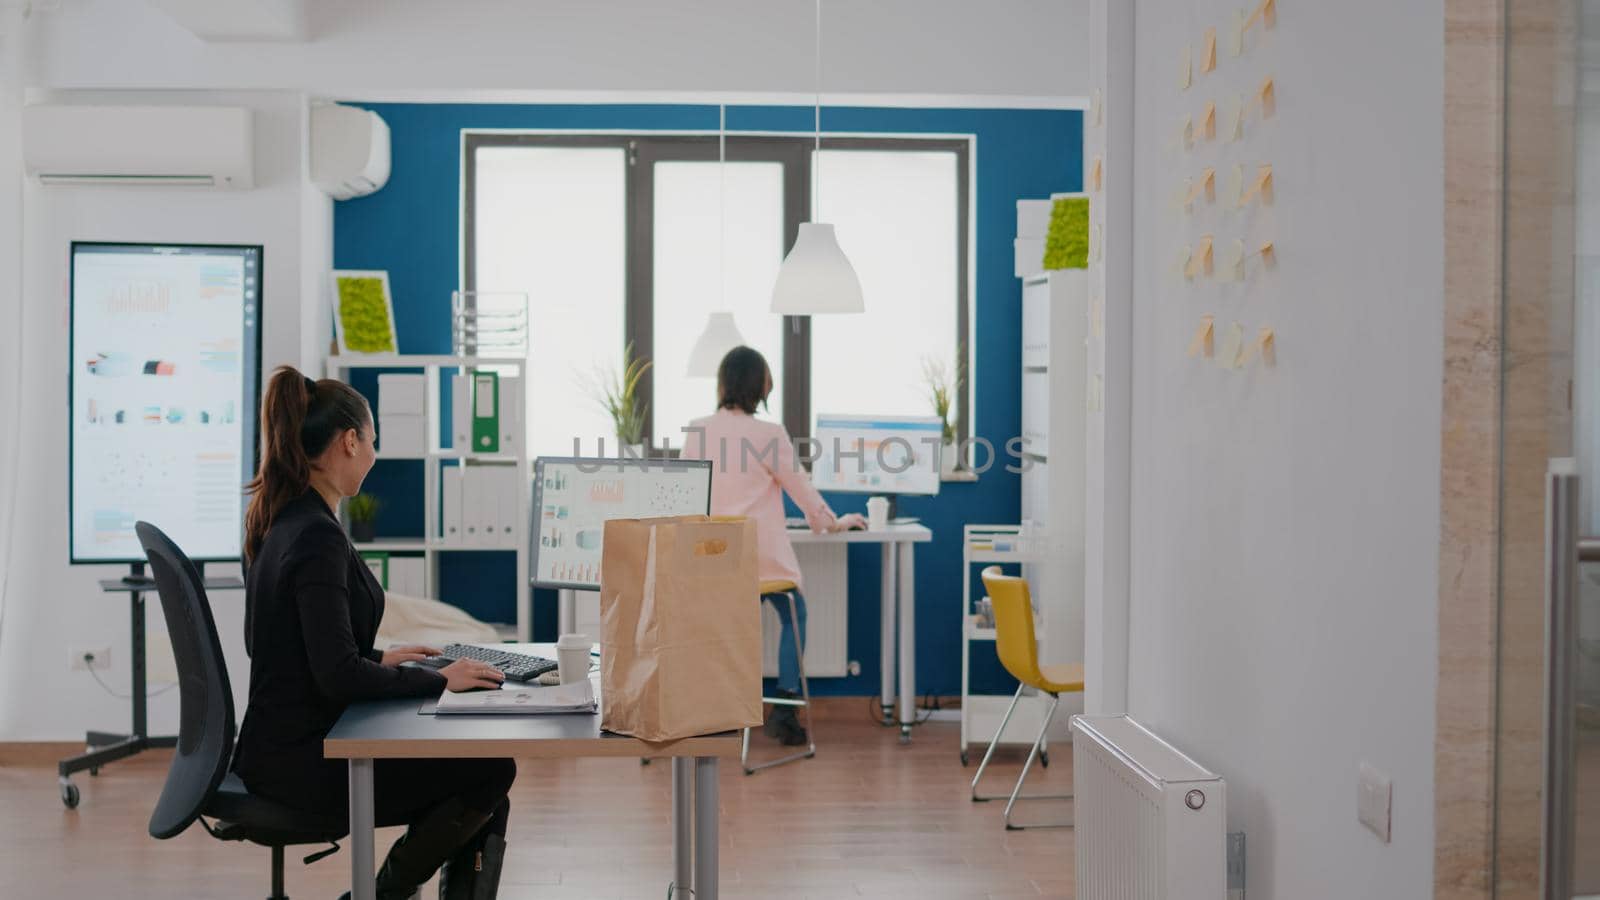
[761,542,849,678]
[1071,715,1227,900]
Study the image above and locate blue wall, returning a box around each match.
[334,103,1081,697]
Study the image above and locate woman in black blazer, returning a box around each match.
[233,366,515,900]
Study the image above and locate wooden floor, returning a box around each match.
[0,703,1076,899]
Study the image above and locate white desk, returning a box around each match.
[786,523,933,740]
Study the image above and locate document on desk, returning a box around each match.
[433,680,597,715]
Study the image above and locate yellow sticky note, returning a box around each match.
[1245,0,1276,32]
[1086,373,1104,412]
[1187,315,1215,358]
[1200,167,1216,202]
[1175,245,1193,279]
[1201,28,1217,74]
[1229,95,1245,141]
[1230,8,1246,56]
[1239,164,1274,206]
[1227,164,1244,206]
[1218,321,1245,370]
[1238,326,1276,368]
[1091,156,1103,192]
[1185,174,1204,206]
[1091,293,1105,338]
[1181,115,1194,149]
[1180,45,1192,91]
[1257,75,1276,118]
[1200,101,1216,140]
[1184,235,1214,278]
[1259,240,1277,266]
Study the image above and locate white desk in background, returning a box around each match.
[556,523,934,740]
[786,522,933,741]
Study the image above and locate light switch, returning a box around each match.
[1358,762,1392,843]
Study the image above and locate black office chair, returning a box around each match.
[137,521,349,900]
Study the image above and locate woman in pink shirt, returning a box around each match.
[682,347,864,745]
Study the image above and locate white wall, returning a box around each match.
[29,0,1089,102]
[1122,0,1441,897]
[0,88,330,740]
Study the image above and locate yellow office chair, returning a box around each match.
[739,579,817,774]
[970,566,1080,829]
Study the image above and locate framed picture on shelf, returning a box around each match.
[331,270,400,354]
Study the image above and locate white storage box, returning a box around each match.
[1017,199,1053,239]
[377,373,426,416]
[1015,238,1046,278]
[378,413,426,456]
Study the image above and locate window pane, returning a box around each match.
[652,160,786,444]
[474,146,626,457]
[810,150,961,428]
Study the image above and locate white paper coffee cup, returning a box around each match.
[866,496,889,531]
[556,633,592,685]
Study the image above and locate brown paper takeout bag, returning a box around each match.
[599,515,762,742]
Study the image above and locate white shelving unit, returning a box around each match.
[324,354,531,641]
[955,263,1088,764]
[959,524,1056,764]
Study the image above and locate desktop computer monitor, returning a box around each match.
[810,414,943,500]
[530,456,713,591]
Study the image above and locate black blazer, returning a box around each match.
[232,489,444,808]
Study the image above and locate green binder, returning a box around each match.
[471,370,500,453]
[359,551,390,589]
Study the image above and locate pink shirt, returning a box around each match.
[682,408,837,591]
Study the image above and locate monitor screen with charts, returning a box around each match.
[811,414,943,497]
[530,457,713,591]
[69,242,263,564]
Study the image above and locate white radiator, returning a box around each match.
[1071,715,1227,900]
[761,542,849,678]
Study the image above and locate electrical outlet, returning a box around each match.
[847,660,862,676]
[1358,762,1392,843]
[69,646,111,671]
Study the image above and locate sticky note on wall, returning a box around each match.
[1184,234,1214,278]
[1256,76,1276,118]
[1239,164,1274,206]
[1187,315,1215,358]
[1218,321,1245,370]
[1245,0,1276,32]
[1238,326,1276,367]
[1180,45,1192,90]
[1091,156,1103,192]
[1200,102,1217,140]
[1201,28,1217,73]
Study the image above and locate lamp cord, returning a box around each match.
[718,103,726,311]
[813,0,821,217]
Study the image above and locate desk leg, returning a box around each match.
[349,758,376,900]
[879,543,897,725]
[671,758,692,897]
[693,757,719,900]
[898,543,916,742]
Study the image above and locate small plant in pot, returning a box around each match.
[585,341,653,457]
[922,345,968,475]
[348,493,381,543]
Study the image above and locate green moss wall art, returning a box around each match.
[332,270,400,354]
[1042,194,1089,270]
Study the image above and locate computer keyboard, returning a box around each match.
[416,643,558,683]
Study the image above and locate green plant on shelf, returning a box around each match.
[921,343,967,447]
[348,493,381,542]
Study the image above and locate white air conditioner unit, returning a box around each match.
[310,104,390,200]
[22,104,254,189]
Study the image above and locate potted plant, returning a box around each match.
[348,493,381,543]
[922,345,968,476]
[586,342,653,456]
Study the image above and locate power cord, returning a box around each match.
[864,694,954,728]
[83,654,177,701]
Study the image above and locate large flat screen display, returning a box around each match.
[69,242,262,564]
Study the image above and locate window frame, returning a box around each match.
[462,130,972,449]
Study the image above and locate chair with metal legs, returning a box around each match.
[969,566,1081,830]
[740,580,817,774]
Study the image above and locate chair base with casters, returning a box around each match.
[741,581,816,775]
[969,566,1081,830]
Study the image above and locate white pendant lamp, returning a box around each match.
[687,105,749,377]
[687,312,746,376]
[770,0,864,316]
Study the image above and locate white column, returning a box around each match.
[1082,0,1133,716]
[0,3,28,631]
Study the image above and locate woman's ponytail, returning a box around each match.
[243,365,369,563]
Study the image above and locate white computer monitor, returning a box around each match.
[811,414,943,498]
[529,456,713,591]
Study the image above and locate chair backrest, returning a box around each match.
[136,521,237,840]
[980,566,1043,689]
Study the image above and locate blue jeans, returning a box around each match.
[761,590,808,694]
